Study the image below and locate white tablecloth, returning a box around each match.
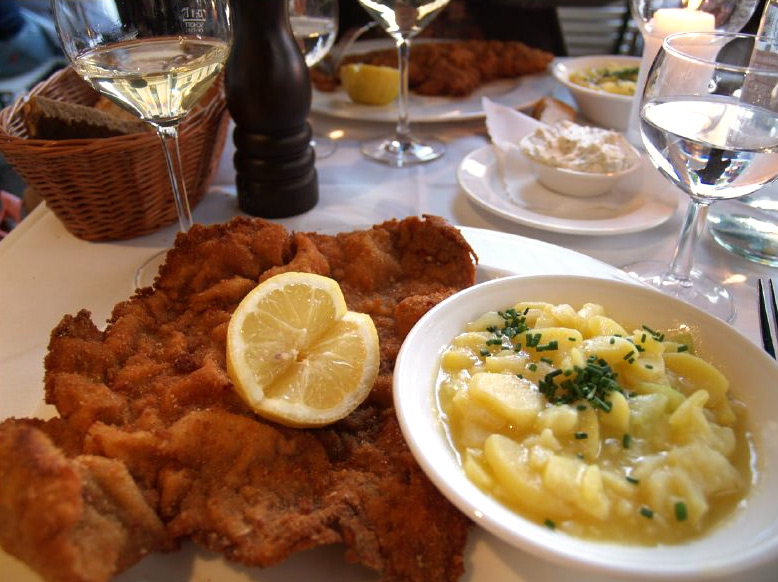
[1,105,776,582]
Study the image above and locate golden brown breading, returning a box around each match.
[0,216,478,582]
[315,40,554,97]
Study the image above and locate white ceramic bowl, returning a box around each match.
[519,135,641,197]
[394,274,778,580]
[552,55,640,131]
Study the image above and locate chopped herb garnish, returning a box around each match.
[623,350,635,361]
[544,518,556,529]
[640,506,654,519]
[525,332,542,348]
[536,341,559,352]
[622,434,631,448]
[574,431,588,440]
[641,333,647,343]
[479,349,490,357]
[609,337,616,345]
[485,338,502,346]
[635,344,645,353]
[576,403,587,410]
[540,356,554,365]
[486,325,498,333]
[568,337,577,342]
[677,344,689,352]
[674,501,688,521]
[494,308,529,340]
[642,325,665,342]
[535,354,623,411]
[626,475,639,484]
[528,363,538,372]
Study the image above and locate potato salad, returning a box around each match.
[437,301,751,544]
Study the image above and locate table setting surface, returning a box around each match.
[1,84,777,582]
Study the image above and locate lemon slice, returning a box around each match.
[226,272,379,427]
[340,63,400,105]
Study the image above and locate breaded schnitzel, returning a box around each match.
[0,216,478,582]
[311,40,554,97]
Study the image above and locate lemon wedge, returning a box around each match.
[340,63,399,105]
[226,272,379,427]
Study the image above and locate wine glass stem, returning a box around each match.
[155,125,193,233]
[395,37,412,141]
[665,199,710,285]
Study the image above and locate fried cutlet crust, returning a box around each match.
[311,39,554,97]
[0,216,478,582]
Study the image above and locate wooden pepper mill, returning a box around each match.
[225,0,318,217]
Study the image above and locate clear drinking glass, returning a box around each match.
[51,0,232,286]
[623,31,778,322]
[356,0,451,167]
[289,0,338,158]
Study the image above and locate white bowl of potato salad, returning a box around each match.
[394,274,778,579]
[552,55,639,132]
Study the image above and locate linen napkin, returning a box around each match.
[482,97,642,216]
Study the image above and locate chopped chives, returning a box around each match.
[576,404,587,410]
[485,338,502,346]
[640,506,654,519]
[645,364,654,369]
[479,349,490,357]
[641,333,647,343]
[674,501,688,521]
[622,434,631,448]
[544,518,556,529]
[540,356,554,365]
[623,350,635,361]
[528,363,538,372]
[609,337,616,345]
[678,344,689,352]
[568,337,577,342]
[574,431,588,440]
[626,475,639,484]
[536,341,559,352]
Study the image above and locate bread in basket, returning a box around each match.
[0,67,229,241]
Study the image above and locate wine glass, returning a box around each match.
[288,0,338,158]
[356,0,451,167]
[623,31,778,322]
[51,0,232,287]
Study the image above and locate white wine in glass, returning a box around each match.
[623,31,778,322]
[289,0,338,158]
[51,0,232,287]
[356,0,451,167]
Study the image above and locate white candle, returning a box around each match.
[625,8,716,146]
[650,8,716,36]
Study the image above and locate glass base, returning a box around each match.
[311,134,337,159]
[133,249,167,290]
[708,199,778,267]
[361,134,445,168]
[622,260,736,323]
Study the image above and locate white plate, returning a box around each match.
[0,227,644,582]
[394,274,778,580]
[458,145,680,235]
[311,39,555,123]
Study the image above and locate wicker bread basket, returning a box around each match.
[0,67,229,241]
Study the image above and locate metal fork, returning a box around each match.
[758,278,777,359]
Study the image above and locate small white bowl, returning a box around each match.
[552,55,640,131]
[519,134,641,198]
[394,274,778,579]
